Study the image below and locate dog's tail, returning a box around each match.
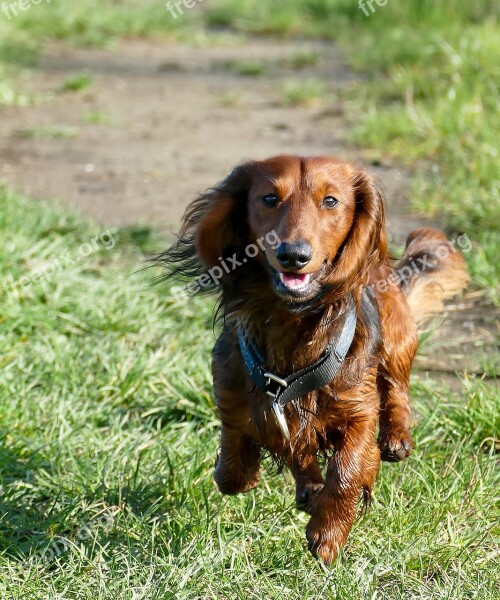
[396,227,470,325]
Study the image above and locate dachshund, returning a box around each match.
[155,155,469,563]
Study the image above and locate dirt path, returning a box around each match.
[0,37,496,380]
[0,38,422,242]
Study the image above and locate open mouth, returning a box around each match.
[271,263,326,301]
[279,272,313,292]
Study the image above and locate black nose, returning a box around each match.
[275,241,313,270]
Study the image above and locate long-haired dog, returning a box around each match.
[156,155,469,563]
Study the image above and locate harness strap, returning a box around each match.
[237,294,357,408]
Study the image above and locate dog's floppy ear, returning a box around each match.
[330,169,387,288]
[152,162,254,284]
[195,162,253,269]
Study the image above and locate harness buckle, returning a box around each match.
[264,371,288,393]
[263,372,290,440]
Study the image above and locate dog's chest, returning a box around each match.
[249,389,345,455]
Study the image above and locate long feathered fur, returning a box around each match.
[396,227,470,325]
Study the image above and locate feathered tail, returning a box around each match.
[396,227,470,325]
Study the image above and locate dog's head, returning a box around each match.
[162,155,386,307]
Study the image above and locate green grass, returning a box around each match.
[0,1,184,47]
[59,73,92,93]
[288,50,322,70]
[83,110,112,125]
[20,125,79,140]
[0,39,38,106]
[0,187,498,599]
[281,79,326,106]
[221,59,267,77]
[341,14,500,299]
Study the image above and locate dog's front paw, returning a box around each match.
[306,517,347,565]
[378,427,414,462]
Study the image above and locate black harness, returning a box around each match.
[237,295,358,439]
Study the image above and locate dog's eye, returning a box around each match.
[262,194,279,207]
[322,196,339,209]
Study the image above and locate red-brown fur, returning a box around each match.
[157,155,469,563]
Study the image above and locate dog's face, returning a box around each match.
[194,155,386,305]
[246,156,359,302]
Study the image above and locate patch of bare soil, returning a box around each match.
[0,38,422,241]
[0,37,496,382]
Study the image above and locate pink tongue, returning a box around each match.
[280,272,311,289]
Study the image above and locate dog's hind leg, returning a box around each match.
[288,453,324,513]
[376,284,418,462]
